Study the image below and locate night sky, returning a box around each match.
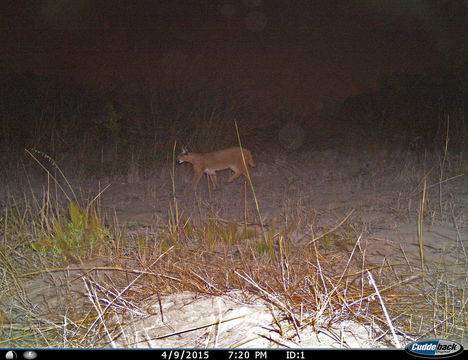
[1,1,466,108]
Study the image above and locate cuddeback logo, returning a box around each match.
[405,339,464,358]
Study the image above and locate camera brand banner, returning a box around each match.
[405,339,463,358]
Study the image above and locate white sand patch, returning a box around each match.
[110,291,397,348]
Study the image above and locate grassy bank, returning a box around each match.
[0,64,466,347]
[0,146,466,347]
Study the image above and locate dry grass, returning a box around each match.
[0,146,466,348]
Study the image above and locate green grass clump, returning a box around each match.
[31,201,110,259]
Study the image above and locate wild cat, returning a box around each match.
[177,146,256,192]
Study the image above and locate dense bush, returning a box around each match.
[338,70,467,151]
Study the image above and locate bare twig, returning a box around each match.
[367,270,401,348]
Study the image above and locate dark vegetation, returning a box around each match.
[1,63,466,178]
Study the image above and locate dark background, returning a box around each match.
[1,1,466,167]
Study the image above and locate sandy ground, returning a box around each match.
[4,148,467,348]
[110,290,391,348]
[103,148,467,267]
